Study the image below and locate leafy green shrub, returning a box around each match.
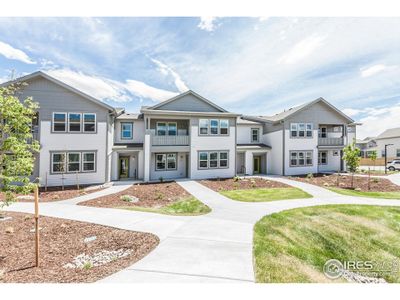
[306,173,314,179]
[233,176,240,182]
[120,195,132,202]
[159,176,164,183]
[83,262,93,270]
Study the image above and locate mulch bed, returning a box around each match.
[0,211,159,283]
[291,174,400,192]
[201,177,290,192]
[79,182,190,208]
[0,185,105,203]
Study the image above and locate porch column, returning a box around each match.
[245,151,253,175]
[143,131,151,181]
[111,151,118,181]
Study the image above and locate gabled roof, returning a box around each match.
[376,127,400,140]
[0,71,116,113]
[257,97,354,124]
[147,90,228,113]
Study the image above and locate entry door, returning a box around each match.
[119,157,129,178]
[253,157,261,174]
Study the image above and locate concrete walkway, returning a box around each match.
[4,176,400,283]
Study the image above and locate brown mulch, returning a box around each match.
[201,177,290,192]
[291,174,400,192]
[0,186,105,203]
[79,182,190,208]
[0,212,159,283]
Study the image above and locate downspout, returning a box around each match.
[234,117,237,176]
[282,120,285,176]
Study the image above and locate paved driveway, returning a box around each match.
[4,176,400,283]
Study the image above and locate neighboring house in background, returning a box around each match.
[373,127,400,159]
[355,137,377,158]
[1,71,357,186]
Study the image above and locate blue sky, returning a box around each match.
[0,17,400,138]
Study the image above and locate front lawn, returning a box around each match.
[79,182,210,216]
[327,187,400,199]
[0,212,159,283]
[254,205,400,283]
[120,196,211,215]
[201,177,312,202]
[220,187,312,202]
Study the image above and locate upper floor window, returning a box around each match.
[69,113,81,132]
[121,122,133,139]
[290,123,313,138]
[319,126,327,138]
[199,119,229,136]
[52,112,96,133]
[157,122,177,136]
[251,128,259,142]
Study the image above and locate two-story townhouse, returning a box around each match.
[245,98,357,176]
[1,71,117,187]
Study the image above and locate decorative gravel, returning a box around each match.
[64,249,132,269]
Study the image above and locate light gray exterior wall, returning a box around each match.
[153,93,222,112]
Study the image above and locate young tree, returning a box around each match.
[0,85,39,209]
[369,150,377,171]
[343,142,361,189]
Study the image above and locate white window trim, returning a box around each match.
[83,113,97,133]
[82,152,96,172]
[219,151,229,168]
[52,112,67,133]
[290,123,313,139]
[251,128,259,143]
[209,152,219,169]
[155,153,177,171]
[121,122,133,139]
[210,119,219,135]
[198,150,229,169]
[199,152,209,169]
[199,119,209,135]
[67,152,81,173]
[290,150,313,167]
[156,122,177,136]
[68,112,82,133]
[51,152,66,174]
[318,151,328,165]
[219,119,229,135]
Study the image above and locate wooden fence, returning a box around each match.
[360,157,395,166]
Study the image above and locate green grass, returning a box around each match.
[328,187,400,199]
[220,187,312,202]
[254,205,400,283]
[118,196,211,216]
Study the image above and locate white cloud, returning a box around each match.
[279,35,326,64]
[342,108,364,117]
[198,17,219,32]
[0,41,36,64]
[151,58,189,92]
[45,68,177,103]
[354,103,400,139]
[360,64,388,77]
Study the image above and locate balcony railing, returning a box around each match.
[318,137,344,146]
[151,135,189,146]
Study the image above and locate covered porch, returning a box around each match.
[111,144,144,181]
[236,144,271,176]
[317,146,344,173]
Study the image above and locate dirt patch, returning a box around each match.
[79,182,190,208]
[291,174,400,192]
[0,185,105,203]
[201,177,290,192]
[0,211,159,283]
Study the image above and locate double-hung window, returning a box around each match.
[51,151,96,174]
[251,128,259,142]
[396,149,400,158]
[53,113,67,132]
[51,152,66,173]
[319,126,327,138]
[68,113,81,132]
[199,152,208,169]
[210,119,219,135]
[219,120,229,135]
[318,151,327,165]
[219,152,228,167]
[290,151,313,167]
[290,123,313,138]
[156,122,177,136]
[121,122,133,139]
[306,123,313,137]
[199,119,209,135]
[67,152,81,172]
[198,151,229,169]
[209,152,218,168]
[155,153,177,171]
[83,113,96,132]
[83,152,96,172]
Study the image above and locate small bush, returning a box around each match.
[250,180,256,188]
[83,262,93,270]
[306,173,314,179]
[233,176,240,182]
[120,195,132,202]
[156,192,164,200]
[233,182,240,189]
[159,176,164,183]
[372,178,379,183]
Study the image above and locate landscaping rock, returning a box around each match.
[29,227,42,233]
[120,195,139,203]
[0,216,12,222]
[84,236,97,243]
[0,269,4,281]
[5,227,14,234]
[16,195,34,201]
[355,188,362,191]
[63,249,132,269]
[342,270,386,284]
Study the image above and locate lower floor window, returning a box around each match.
[318,151,327,165]
[156,153,177,171]
[51,151,96,173]
[198,151,229,169]
[290,150,313,167]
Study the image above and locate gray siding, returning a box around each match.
[284,101,351,129]
[154,94,222,112]
[17,77,110,122]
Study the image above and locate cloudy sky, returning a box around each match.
[0,17,399,138]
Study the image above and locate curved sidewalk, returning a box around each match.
[4,176,400,283]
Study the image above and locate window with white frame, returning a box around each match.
[290,150,313,167]
[198,151,229,169]
[83,113,96,132]
[156,122,177,136]
[210,119,219,135]
[121,122,133,139]
[155,153,176,171]
[53,113,67,132]
[51,151,96,174]
[199,119,209,135]
[290,123,313,138]
[318,151,327,165]
[220,120,229,135]
[68,113,81,132]
[67,152,81,172]
[83,152,96,172]
[251,128,259,142]
[319,126,327,138]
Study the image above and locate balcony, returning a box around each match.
[318,137,344,146]
[151,134,189,146]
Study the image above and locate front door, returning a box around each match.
[119,157,129,179]
[253,157,261,174]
